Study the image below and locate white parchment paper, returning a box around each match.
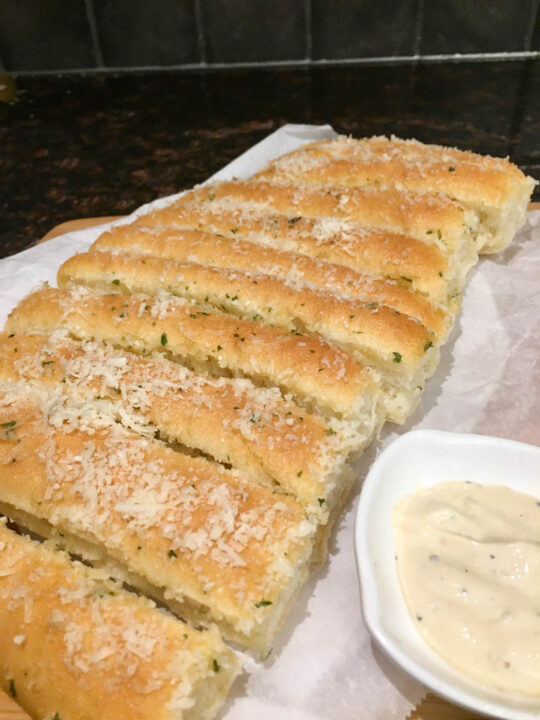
[1,124,538,720]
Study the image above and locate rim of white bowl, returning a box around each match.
[354,429,540,720]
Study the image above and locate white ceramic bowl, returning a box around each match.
[355,429,540,720]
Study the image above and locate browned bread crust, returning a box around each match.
[257,135,536,253]
[0,331,370,518]
[6,287,377,423]
[0,387,316,652]
[132,202,453,303]
[173,180,477,256]
[0,520,240,720]
[259,138,528,205]
[58,251,437,386]
[93,224,451,339]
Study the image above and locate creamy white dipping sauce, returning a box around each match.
[394,481,540,697]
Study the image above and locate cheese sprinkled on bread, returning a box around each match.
[0,331,373,519]
[0,519,240,720]
[0,385,316,653]
[260,135,535,253]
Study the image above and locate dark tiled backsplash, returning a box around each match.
[0,0,96,71]
[0,0,538,72]
[200,0,307,63]
[311,0,418,60]
[93,0,200,67]
[420,0,537,55]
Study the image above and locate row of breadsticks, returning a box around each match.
[0,135,535,719]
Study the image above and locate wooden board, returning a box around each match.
[39,216,124,243]
[0,691,31,719]
[2,205,538,720]
[408,693,485,719]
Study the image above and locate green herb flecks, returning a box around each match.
[392,351,402,363]
[1,421,17,437]
[254,599,272,608]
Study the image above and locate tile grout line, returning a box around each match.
[305,0,312,61]
[194,0,208,66]
[405,0,424,117]
[83,0,104,68]
[7,50,540,76]
[304,0,314,122]
[508,58,533,158]
[412,0,424,57]
[524,0,539,50]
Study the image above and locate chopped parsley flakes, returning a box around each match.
[1,421,17,437]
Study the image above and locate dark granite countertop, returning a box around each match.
[1,59,538,258]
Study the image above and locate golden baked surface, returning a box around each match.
[0,520,240,720]
[0,331,366,517]
[6,287,376,422]
[0,385,316,652]
[254,135,535,253]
